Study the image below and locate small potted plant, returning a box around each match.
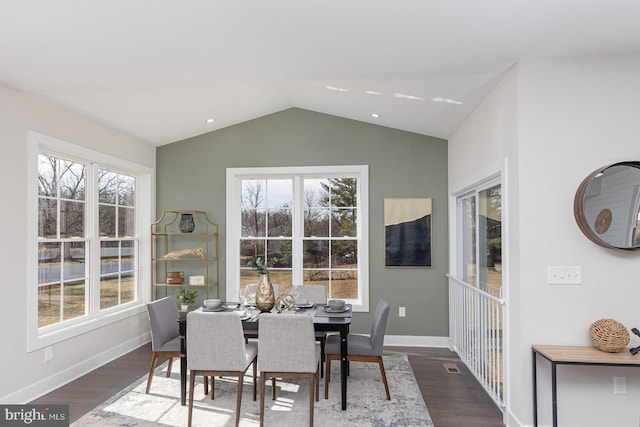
[176,287,198,310]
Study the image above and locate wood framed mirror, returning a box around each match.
[574,161,640,250]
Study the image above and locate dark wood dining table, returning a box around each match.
[178,303,352,410]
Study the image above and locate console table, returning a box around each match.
[532,344,640,427]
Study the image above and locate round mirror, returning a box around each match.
[574,161,640,250]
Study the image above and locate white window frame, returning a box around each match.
[27,131,153,352]
[226,165,369,312]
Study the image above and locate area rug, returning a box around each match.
[72,353,433,426]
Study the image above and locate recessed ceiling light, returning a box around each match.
[365,90,384,96]
[395,93,424,101]
[371,113,381,118]
[432,96,463,105]
[326,85,349,92]
[206,118,215,123]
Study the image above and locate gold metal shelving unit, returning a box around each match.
[150,210,219,300]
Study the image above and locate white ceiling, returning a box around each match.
[1,1,639,146]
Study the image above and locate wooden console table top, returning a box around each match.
[532,344,640,365]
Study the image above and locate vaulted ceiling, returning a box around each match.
[1,1,639,146]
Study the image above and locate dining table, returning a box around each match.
[178,302,352,410]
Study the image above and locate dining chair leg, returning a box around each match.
[203,376,209,396]
[145,352,159,394]
[309,373,315,427]
[324,355,333,399]
[271,377,276,400]
[252,360,257,401]
[259,375,267,426]
[377,356,391,400]
[188,370,196,427]
[166,357,174,377]
[235,373,244,427]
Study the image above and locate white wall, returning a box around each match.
[450,55,640,427]
[0,83,156,403]
[449,64,519,427]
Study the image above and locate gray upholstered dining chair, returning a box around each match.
[258,313,320,427]
[324,298,391,400]
[145,296,183,394]
[296,285,329,377]
[186,311,258,427]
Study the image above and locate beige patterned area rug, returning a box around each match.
[72,353,433,426]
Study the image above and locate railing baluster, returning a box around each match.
[447,275,505,411]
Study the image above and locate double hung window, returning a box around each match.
[227,166,369,311]
[29,132,151,350]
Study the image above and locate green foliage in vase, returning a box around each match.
[247,257,274,274]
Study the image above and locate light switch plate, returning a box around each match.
[44,346,53,362]
[614,376,627,395]
[547,266,582,285]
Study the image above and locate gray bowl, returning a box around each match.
[203,299,222,309]
[328,299,345,310]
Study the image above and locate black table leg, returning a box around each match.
[179,319,187,406]
[340,327,348,410]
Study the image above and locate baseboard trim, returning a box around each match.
[506,408,524,427]
[3,333,150,404]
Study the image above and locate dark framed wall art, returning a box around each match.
[384,198,432,268]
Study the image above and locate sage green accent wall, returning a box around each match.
[156,108,448,336]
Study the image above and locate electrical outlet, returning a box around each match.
[547,266,582,285]
[399,307,406,317]
[614,376,627,395]
[44,346,53,363]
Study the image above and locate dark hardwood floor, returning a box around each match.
[31,344,505,426]
[387,346,505,427]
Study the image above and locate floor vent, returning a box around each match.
[443,363,461,374]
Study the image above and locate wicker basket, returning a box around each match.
[589,319,630,353]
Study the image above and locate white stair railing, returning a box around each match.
[447,274,505,410]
